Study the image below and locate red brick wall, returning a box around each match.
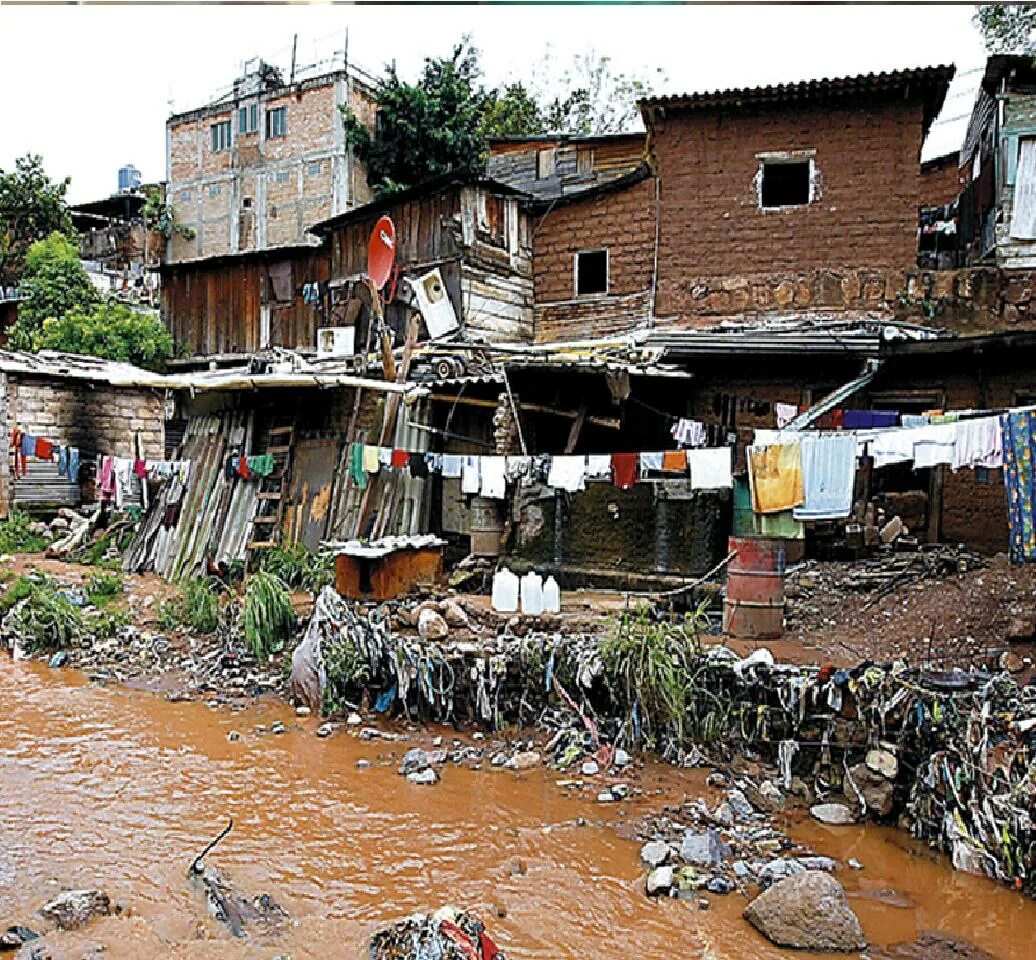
[651,100,925,319]
[533,177,656,341]
[921,156,962,208]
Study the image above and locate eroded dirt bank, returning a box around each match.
[2,660,1034,960]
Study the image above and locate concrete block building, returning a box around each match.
[165,59,377,263]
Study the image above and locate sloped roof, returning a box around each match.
[641,65,955,138]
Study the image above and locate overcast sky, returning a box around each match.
[0,2,988,203]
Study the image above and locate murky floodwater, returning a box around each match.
[1,659,1033,959]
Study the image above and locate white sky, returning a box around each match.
[0,2,988,203]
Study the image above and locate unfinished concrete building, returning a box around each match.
[165,58,377,262]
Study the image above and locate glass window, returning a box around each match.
[266,106,287,139]
[210,120,231,153]
[238,103,258,135]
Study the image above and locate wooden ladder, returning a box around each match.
[246,420,295,558]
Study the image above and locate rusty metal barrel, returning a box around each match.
[723,536,786,640]
[470,496,504,557]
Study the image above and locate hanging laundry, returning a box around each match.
[390,449,409,469]
[843,410,899,429]
[479,456,507,499]
[57,444,68,477]
[34,437,54,461]
[547,455,587,493]
[505,456,532,483]
[133,459,147,479]
[748,443,805,514]
[441,454,463,479]
[901,414,929,429]
[113,457,137,508]
[639,451,664,475]
[348,443,367,490]
[671,418,707,449]
[1002,411,1036,562]
[10,428,26,478]
[912,422,957,469]
[794,434,857,520]
[247,453,276,477]
[20,433,36,459]
[378,447,393,468]
[236,455,251,480]
[687,446,733,490]
[586,454,612,481]
[67,447,80,484]
[867,428,916,469]
[409,453,430,479]
[97,456,116,500]
[775,403,799,429]
[952,416,1003,471]
[425,453,443,474]
[362,445,381,474]
[461,455,481,495]
[611,452,638,490]
[662,450,688,473]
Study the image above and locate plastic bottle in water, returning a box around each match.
[520,572,544,615]
[542,575,561,613]
[492,567,519,612]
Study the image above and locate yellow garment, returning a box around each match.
[749,444,804,514]
[362,444,381,474]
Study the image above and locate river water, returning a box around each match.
[1,658,1032,959]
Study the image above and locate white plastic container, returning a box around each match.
[520,572,544,615]
[491,567,519,612]
[542,575,561,614]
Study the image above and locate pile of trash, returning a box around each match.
[368,906,505,960]
[291,586,600,727]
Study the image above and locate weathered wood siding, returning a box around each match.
[163,247,330,356]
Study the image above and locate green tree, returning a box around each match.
[481,82,546,139]
[8,231,99,350]
[35,302,173,372]
[342,39,490,197]
[0,155,74,288]
[975,4,1036,53]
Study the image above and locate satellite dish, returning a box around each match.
[367,215,396,290]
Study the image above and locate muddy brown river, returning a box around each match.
[2,659,1033,959]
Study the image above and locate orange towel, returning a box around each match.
[662,450,687,473]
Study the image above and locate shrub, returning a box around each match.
[36,302,173,372]
[85,571,122,607]
[241,571,296,662]
[0,510,49,554]
[5,580,84,652]
[259,543,333,593]
[156,577,222,635]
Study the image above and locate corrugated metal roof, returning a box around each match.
[0,350,172,388]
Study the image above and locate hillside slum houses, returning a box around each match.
[13,59,1036,594]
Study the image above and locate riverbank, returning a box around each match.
[2,659,1035,960]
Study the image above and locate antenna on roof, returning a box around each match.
[289,34,298,85]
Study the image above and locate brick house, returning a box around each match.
[528,65,955,343]
[165,59,377,262]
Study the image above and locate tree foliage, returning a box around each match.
[8,231,99,350]
[975,4,1036,53]
[344,40,662,195]
[0,155,74,288]
[342,41,489,196]
[35,301,173,371]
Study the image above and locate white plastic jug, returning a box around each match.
[491,567,519,613]
[520,572,544,615]
[542,575,561,614]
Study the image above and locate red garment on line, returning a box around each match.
[34,437,54,461]
[133,459,147,478]
[390,449,409,468]
[237,456,251,480]
[611,452,638,490]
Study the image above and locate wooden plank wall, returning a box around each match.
[164,248,330,356]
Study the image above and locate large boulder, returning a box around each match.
[39,889,111,930]
[844,762,895,817]
[744,871,865,952]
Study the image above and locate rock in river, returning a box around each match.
[39,888,112,930]
[645,865,674,896]
[810,802,856,825]
[744,871,866,952]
